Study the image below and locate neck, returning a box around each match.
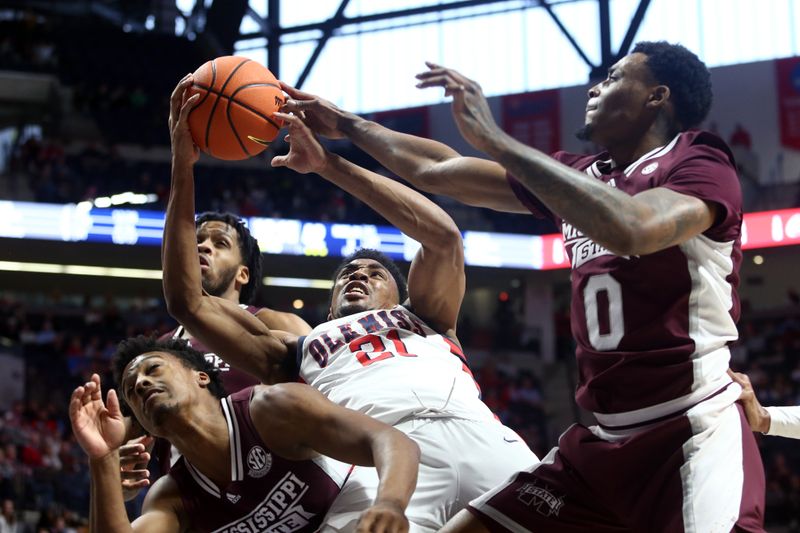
[164,398,231,486]
[220,286,242,304]
[605,118,677,168]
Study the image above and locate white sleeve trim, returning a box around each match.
[766,406,800,439]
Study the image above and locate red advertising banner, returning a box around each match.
[776,56,800,150]
[371,105,430,138]
[501,89,561,154]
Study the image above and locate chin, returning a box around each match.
[335,302,370,318]
[575,123,594,141]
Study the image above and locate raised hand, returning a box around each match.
[169,73,201,167]
[356,501,409,533]
[119,435,154,500]
[280,82,348,139]
[270,112,329,175]
[415,62,502,154]
[69,374,128,460]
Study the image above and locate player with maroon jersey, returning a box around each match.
[69,335,419,533]
[282,41,765,531]
[120,211,312,498]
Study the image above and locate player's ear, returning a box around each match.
[196,371,210,388]
[236,265,250,286]
[648,85,670,108]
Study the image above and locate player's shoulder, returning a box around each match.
[250,382,317,413]
[551,150,604,170]
[144,471,183,511]
[674,129,736,166]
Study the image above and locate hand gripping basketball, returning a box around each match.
[186,56,286,160]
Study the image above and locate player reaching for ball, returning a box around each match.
[185,56,286,160]
[165,74,538,532]
[282,41,765,532]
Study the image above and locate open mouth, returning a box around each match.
[343,281,368,297]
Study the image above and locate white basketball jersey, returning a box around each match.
[299,305,495,426]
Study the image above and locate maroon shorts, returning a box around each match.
[469,394,764,532]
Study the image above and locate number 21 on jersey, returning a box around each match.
[351,330,416,366]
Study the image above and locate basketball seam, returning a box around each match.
[204,57,251,159]
[194,81,282,130]
[229,83,283,131]
[189,62,216,153]
[226,104,279,154]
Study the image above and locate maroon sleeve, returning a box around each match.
[505,151,588,225]
[658,138,742,242]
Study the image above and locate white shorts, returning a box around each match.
[320,416,539,533]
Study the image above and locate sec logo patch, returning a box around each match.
[641,162,659,175]
[247,446,272,478]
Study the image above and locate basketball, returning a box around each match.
[187,56,285,161]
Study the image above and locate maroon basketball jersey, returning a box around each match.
[156,306,264,475]
[163,304,262,393]
[168,387,348,533]
[508,131,742,422]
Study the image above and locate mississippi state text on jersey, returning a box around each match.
[168,387,348,533]
[508,130,742,423]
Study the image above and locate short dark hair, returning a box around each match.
[331,249,408,304]
[111,335,227,417]
[196,212,263,304]
[632,41,712,130]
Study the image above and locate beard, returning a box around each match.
[575,123,593,141]
[334,301,369,319]
[202,264,240,297]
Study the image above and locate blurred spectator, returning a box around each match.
[0,499,27,533]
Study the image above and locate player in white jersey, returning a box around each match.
[163,76,539,532]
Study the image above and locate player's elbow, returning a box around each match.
[374,426,420,465]
[430,221,463,250]
[413,160,456,195]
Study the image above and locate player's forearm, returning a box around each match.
[321,153,462,249]
[90,451,135,533]
[370,428,420,511]
[340,115,460,194]
[482,131,646,255]
[163,159,203,318]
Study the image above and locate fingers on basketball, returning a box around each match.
[187,56,285,160]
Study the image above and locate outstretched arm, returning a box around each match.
[415,63,717,256]
[163,75,295,383]
[280,83,526,214]
[251,383,420,533]
[70,375,183,533]
[729,370,771,433]
[273,112,463,334]
[729,370,800,439]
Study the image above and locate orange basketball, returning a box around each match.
[187,56,285,161]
